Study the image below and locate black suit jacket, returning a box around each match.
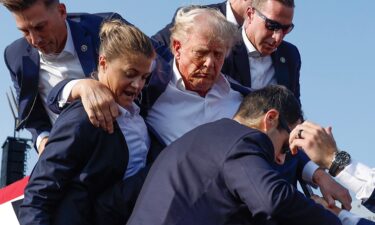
[18,101,128,225]
[152,1,227,47]
[3,12,126,146]
[127,118,341,225]
[222,40,301,102]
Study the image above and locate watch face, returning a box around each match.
[336,151,351,168]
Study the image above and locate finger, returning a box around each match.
[325,195,335,208]
[83,98,100,127]
[340,194,352,210]
[289,138,308,153]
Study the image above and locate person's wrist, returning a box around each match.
[324,148,338,169]
[312,167,326,185]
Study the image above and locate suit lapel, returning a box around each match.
[232,42,251,87]
[68,19,97,77]
[19,46,40,120]
[271,49,290,88]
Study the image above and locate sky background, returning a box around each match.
[0,0,374,217]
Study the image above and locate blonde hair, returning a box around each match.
[99,19,155,62]
[170,5,240,53]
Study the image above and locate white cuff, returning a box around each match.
[302,161,320,185]
[336,160,375,201]
[58,79,81,108]
[36,131,50,151]
[338,209,361,225]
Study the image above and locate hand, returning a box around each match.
[313,168,352,210]
[310,195,342,216]
[38,137,48,156]
[289,121,337,169]
[71,79,119,133]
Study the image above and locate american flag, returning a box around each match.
[0,177,29,225]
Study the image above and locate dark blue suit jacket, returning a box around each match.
[3,12,126,146]
[359,218,375,225]
[152,0,301,103]
[18,100,128,225]
[127,118,341,225]
[363,189,375,213]
[221,40,301,102]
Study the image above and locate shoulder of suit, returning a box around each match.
[278,40,301,60]
[4,38,32,67]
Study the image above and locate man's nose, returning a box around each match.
[275,152,286,165]
[131,77,144,89]
[29,31,42,46]
[272,30,285,44]
[203,53,215,68]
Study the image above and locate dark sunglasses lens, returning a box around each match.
[265,20,280,31]
[266,20,294,34]
[282,24,294,34]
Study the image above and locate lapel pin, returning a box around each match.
[280,57,286,63]
[81,45,88,52]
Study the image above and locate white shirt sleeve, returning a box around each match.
[338,209,361,225]
[36,131,50,151]
[58,79,81,108]
[336,160,375,201]
[302,160,320,187]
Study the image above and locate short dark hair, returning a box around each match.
[235,85,302,126]
[0,0,59,12]
[252,0,295,10]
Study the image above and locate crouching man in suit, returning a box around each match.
[127,85,345,225]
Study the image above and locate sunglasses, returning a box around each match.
[253,8,294,34]
[278,114,291,154]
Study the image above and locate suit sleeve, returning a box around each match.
[363,190,375,213]
[358,218,375,225]
[18,106,94,225]
[222,139,341,225]
[3,45,52,147]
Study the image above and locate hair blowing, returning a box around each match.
[170,5,240,52]
[0,0,58,11]
[99,19,155,62]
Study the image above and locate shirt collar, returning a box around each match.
[64,21,76,56]
[226,1,239,27]
[117,102,140,118]
[242,27,261,58]
[172,58,231,95]
[39,21,76,60]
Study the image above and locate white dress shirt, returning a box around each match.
[242,28,277,89]
[226,1,239,26]
[116,103,150,179]
[146,59,243,145]
[337,160,375,201]
[37,22,85,149]
[147,58,318,183]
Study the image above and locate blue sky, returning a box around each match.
[0,0,374,198]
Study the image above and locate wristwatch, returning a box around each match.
[328,150,351,176]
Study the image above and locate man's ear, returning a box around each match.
[263,109,279,132]
[245,6,255,23]
[172,40,182,59]
[57,3,67,20]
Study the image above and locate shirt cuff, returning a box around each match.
[58,79,81,108]
[36,131,50,151]
[302,160,320,185]
[338,209,361,225]
[336,160,375,201]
